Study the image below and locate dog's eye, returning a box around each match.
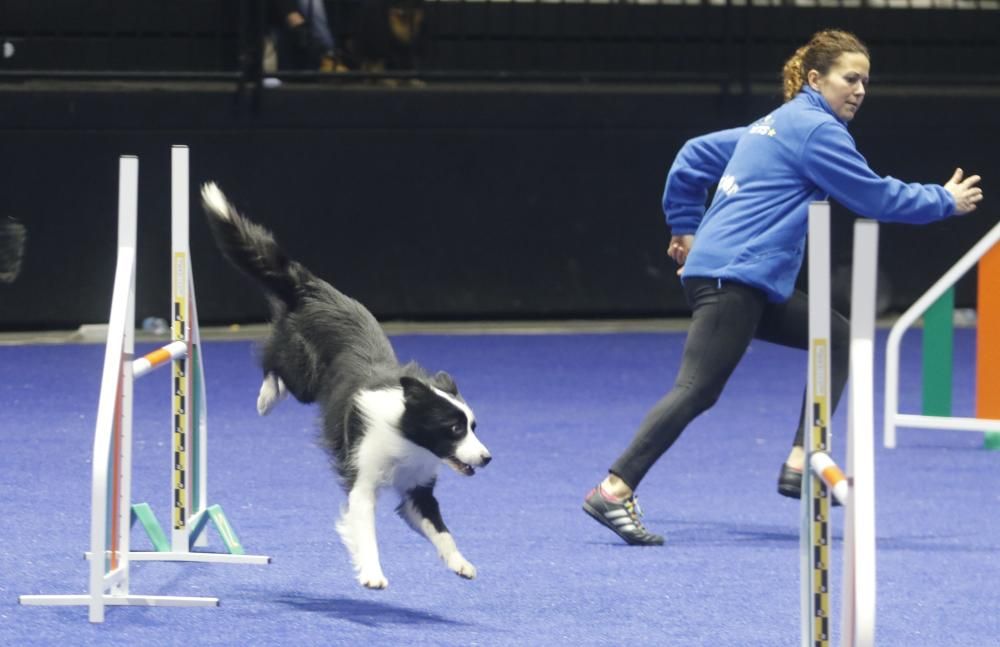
[471,421,477,431]
[450,423,465,436]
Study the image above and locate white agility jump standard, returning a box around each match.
[20,147,268,623]
[883,219,1000,447]
[801,203,877,647]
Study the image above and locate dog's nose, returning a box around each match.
[480,454,492,467]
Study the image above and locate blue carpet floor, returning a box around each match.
[2,329,998,646]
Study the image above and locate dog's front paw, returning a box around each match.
[446,554,477,580]
[358,570,389,589]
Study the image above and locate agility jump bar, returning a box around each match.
[809,452,848,507]
[132,340,187,378]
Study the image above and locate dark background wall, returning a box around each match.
[1,1,998,329]
[1,81,996,330]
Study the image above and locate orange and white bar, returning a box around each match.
[809,452,848,506]
[132,340,187,378]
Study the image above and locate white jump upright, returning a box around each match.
[842,221,878,647]
[801,203,878,647]
[883,220,1000,447]
[171,144,203,552]
[19,148,268,623]
[802,202,834,646]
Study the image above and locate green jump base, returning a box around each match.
[131,502,247,555]
[986,432,1000,451]
[187,504,247,555]
[130,503,170,552]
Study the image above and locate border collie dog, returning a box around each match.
[200,183,491,589]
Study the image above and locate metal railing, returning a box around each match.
[0,0,997,86]
[0,0,247,79]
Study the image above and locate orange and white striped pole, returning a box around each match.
[132,341,187,378]
[809,452,848,507]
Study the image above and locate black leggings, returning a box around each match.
[610,278,849,491]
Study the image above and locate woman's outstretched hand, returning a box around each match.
[945,168,984,215]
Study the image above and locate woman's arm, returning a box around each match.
[663,127,746,234]
[801,123,962,223]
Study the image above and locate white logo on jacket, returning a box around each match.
[718,175,740,197]
[749,113,777,137]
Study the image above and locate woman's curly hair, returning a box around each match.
[782,30,869,102]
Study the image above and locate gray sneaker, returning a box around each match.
[583,485,664,546]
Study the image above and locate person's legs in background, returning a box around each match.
[269,0,348,71]
[297,0,349,71]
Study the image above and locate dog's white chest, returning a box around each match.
[351,415,439,491]
[390,450,440,490]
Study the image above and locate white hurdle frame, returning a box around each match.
[802,203,878,647]
[20,149,267,623]
[19,158,217,621]
[802,203,834,647]
[883,220,1000,447]
[125,146,267,565]
[842,221,878,647]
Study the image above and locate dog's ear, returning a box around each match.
[431,370,458,395]
[400,375,432,401]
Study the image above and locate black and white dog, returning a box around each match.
[200,183,491,589]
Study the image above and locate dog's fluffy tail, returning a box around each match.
[200,182,304,307]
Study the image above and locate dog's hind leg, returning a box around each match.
[397,483,477,579]
[336,484,388,589]
[256,372,288,416]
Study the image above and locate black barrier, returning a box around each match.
[0,84,996,329]
[0,1,998,329]
[0,0,245,75]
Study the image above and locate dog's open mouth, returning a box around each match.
[445,457,476,476]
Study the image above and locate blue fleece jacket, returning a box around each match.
[663,86,955,302]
